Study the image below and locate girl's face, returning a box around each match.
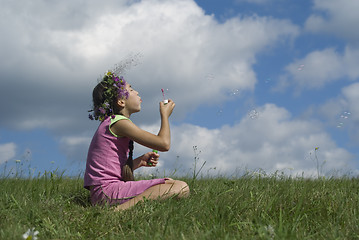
[123,83,142,115]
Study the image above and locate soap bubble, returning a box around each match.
[248,109,259,119]
[160,88,170,101]
[340,111,351,119]
[297,64,305,71]
[162,88,170,95]
[336,111,351,128]
[229,89,239,96]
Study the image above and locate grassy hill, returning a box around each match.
[1,173,359,239]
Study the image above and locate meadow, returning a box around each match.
[1,170,359,240]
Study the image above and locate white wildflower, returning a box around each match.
[22,227,39,240]
[265,225,275,239]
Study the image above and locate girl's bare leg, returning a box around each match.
[114,179,190,211]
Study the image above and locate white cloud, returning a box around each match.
[0,0,299,133]
[11,0,354,178]
[275,0,359,93]
[277,46,359,92]
[0,143,17,165]
[135,104,355,177]
[235,0,270,4]
[59,136,92,162]
[282,48,343,90]
[342,83,359,118]
[1,0,356,177]
[309,82,359,146]
[305,0,359,42]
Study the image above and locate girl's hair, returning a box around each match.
[92,81,121,118]
[92,80,135,182]
[122,140,134,181]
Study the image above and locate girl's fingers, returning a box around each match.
[146,153,159,166]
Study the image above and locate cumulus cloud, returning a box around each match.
[276,45,359,93]
[305,0,359,43]
[235,0,270,4]
[0,0,356,177]
[59,135,92,162]
[0,143,17,165]
[318,82,359,144]
[273,0,359,93]
[0,0,298,132]
[135,104,355,177]
[0,0,301,169]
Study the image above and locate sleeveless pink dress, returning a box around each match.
[84,115,166,205]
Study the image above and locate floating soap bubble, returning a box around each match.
[265,78,271,84]
[339,111,351,120]
[160,88,170,101]
[229,89,239,96]
[336,111,351,128]
[162,88,170,95]
[248,109,259,119]
[217,109,223,116]
[341,111,351,118]
[297,64,305,71]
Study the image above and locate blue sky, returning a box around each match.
[1,0,359,178]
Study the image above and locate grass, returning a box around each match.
[1,171,359,239]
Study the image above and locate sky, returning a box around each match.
[1,0,359,178]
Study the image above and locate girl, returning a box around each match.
[84,71,189,211]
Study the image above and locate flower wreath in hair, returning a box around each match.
[88,71,129,122]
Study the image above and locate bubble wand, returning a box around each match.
[161,88,168,104]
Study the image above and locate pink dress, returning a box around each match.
[84,115,166,205]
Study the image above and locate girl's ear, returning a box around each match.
[117,99,126,108]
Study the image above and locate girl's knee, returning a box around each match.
[169,180,190,198]
[179,181,190,197]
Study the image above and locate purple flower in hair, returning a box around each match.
[119,77,126,86]
[88,70,130,122]
[99,107,106,114]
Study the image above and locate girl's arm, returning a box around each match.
[111,100,175,152]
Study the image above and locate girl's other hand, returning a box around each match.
[160,99,175,118]
[143,151,160,167]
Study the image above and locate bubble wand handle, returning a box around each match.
[147,149,158,166]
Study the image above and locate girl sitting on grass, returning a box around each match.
[84,70,189,211]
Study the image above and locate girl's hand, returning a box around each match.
[160,99,175,118]
[142,151,160,167]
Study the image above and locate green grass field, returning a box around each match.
[1,171,359,239]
